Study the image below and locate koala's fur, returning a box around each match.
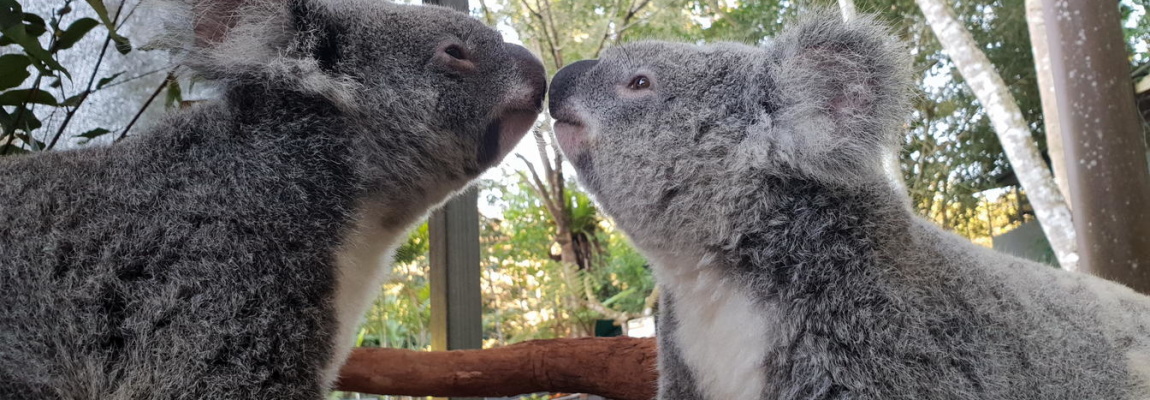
[0,1,544,398]
[549,11,1150,400]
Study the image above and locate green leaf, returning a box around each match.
[0,3,65,75]
[84,0,131,54]
[0,89,58,106]
[84,0,113,27]
[75,127,110,140]
[14,132,45,150]
[0,144,28,154]
[95,71,123,89]
[111,34,130,54]
[0,106,10,131]
[7,107,42,131]
[22,12,45,37]
[52,17,99,52]
[164,79,181,109]
[1,24,68,75]
[0,53,31,90]
[0,0,23,31]
[60,91,88,107]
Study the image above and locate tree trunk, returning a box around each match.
[1024,0,1071,210]
[838,0,858,21]
[335,337,658,400]
[914,0,1079,271]
[1039,0,1150,293]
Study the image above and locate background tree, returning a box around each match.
[914,0,1078,270]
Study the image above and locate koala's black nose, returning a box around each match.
[505,43,547,112]
[549,59,598,114]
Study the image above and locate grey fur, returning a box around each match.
[0,0,545,398]
[550,11,1150,400]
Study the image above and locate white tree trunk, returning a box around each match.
[914,0,1079,271]
[838,0,858,20]
[1024,0,1072,211]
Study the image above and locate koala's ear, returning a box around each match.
[190,0,242,47]
[766,12,911,145]
[288,0,342,73]
[747,11,911,183]
[164,0,358,109]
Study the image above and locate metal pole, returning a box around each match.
[1041,0,1150,292]
[422,2,482,400]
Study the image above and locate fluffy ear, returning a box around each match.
[745,11,912,183]
[191,0,243,47]
[154,0,358,108]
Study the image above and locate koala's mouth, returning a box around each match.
[551,118,587,158]
[478,109,540,167]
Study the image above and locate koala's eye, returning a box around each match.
[444,45,467,60]
[628,75,651,90]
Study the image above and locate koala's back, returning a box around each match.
[756,204,1150,399]
[897,220,1150,397]
[0,102,357,399]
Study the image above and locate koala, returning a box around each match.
[549,11,1150,400]
[0,0,544,398]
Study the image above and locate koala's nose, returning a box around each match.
[505,43,547,112]
[548,59,598,114]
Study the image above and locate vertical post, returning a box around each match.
[429,187,482,354]
[1042,1,1150,292]
[424,0,469,11]
[422,1,482,400]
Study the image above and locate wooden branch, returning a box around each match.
[335,337,658,400]
[532,125,557,191]
[515,154,563,217]
[582,274,637,325]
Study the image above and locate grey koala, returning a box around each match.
[549,11,1150,400]
[0,0,544,398]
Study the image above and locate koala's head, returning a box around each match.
[174,0,545,188]
[548,13,910,250]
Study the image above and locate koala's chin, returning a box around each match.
[549,10,1150,400]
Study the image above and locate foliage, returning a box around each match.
[1123,0,1150,67]
[0,0,141,154]
[357,223,433,350]
[479,178,654,342]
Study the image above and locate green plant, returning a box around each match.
[0,0,139,154]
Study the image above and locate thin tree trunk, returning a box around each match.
[1024,0,1071,210]
[838,0,858,21]
[915,0,1078,271]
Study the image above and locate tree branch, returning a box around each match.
[515,154,562,217]
[335,337,658,400]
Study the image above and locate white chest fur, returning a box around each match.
[653,252,773,400]
[320,207,404,388]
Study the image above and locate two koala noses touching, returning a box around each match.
[2,1,1149,399]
